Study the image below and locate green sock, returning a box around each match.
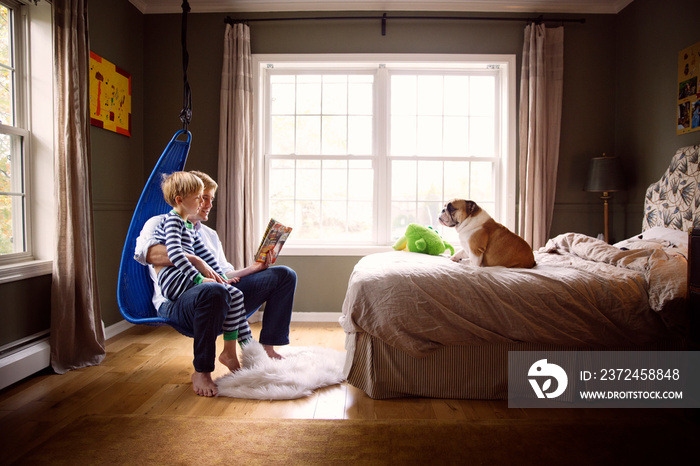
[223,330,238,341]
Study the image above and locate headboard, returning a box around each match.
[643,144,700,232]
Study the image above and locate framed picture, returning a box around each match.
[89,51,132,137]
[677,41,700,135]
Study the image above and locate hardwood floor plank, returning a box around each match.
[344,383,376,420]
[313,383,347,419]
[430,398,468,420]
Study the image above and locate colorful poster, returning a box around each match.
[677,41,700,135]
[89,51,131,137]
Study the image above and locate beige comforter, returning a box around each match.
[340,233,687,358]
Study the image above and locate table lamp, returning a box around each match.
[584,153,624,243]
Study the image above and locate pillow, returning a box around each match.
[613,226,688,251]
[639,226,689,248]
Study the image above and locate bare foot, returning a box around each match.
[219,352,241,372]
[191,371,218,397]
[264,345,284,360]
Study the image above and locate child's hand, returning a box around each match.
[226,276,240,284]
[202,277,216,283]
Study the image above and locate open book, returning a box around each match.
[254,218,293,264]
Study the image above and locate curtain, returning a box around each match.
[217,23,256,270]
[518,24,564,250]
[50,0,106,374]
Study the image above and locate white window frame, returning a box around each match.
[253,54,516,256]
[0,0,53,283]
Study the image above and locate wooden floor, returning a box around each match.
[0,322,694,463]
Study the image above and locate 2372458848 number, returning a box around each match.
[598,368,680,381]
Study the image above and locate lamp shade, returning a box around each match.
[584,156,625,192]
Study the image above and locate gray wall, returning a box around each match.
[615,0,700,231]
[3,0,700,346]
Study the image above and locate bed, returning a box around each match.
[340,145,699,399]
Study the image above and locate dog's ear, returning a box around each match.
[465,200,481,216]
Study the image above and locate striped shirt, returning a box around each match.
[153,210,225,300]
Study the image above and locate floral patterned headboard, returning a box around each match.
[643,145,700,232]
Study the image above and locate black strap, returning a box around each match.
[179,0,192,131]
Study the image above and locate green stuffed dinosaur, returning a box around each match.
[393,223,455,256]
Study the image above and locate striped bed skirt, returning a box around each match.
[343,332,688,400]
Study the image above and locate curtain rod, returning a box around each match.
[224,14,585,36]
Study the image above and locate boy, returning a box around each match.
[154,171,252,355]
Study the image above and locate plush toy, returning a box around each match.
[393,223,455,256]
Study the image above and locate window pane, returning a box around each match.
[416,116,442,156]
[296,116,321,154]
[348,201,372,241]
[417,201,442,226]
[270,80,295,115]
[348,116,372,155]
[0,5,10,67]
[270,200,294,227]
[348,165,373,201]
[322,75,347,115]
[348,78,373,115]
[390,115,416,155]
[444,76,469,116]
[443,116,468,157]
[295,200,320,240]
[0,132,25,255]
[322,160,347,199]
[417,160,443,201]
[391,160,416,201]
[469,116,494,156]
[296,75,321,115]
[295,160,321,199]
[470,76,495,116]
[391,75,416,115]
[391,201,416,239]
[321,115,347,155]
[470,161,494,201]
[321,200,347,236]
[270,116,295,154]
[269,160,294,201]
[417,75,443,116]
[0,67,13,126]
[444,161,470,199]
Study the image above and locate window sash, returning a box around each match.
[0,0,30,264]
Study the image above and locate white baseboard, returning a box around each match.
[291,312,342,323]
[0,319,135,391]
[0,338,51,391]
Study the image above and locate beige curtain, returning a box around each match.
[50,0,106,374]
[217,23,256,270]
[518,24,564,250]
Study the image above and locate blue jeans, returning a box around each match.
[158,266,297,373]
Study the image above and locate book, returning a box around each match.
[254,218,293,264]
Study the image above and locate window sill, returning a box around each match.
[280,245,394,257]
[0,259,53,285]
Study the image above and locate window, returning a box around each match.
[0,0,28,261]
[255,55,515,252]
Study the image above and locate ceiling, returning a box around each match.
[128,0,635,15]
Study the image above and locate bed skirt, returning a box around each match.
[344,332,688,400]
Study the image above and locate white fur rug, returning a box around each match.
[215,341,346,400]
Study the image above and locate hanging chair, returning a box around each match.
[117,0,257,337]
[116,130,197,335]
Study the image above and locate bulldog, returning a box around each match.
[439,199,535,268]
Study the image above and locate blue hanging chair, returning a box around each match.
[116,130,197,336]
